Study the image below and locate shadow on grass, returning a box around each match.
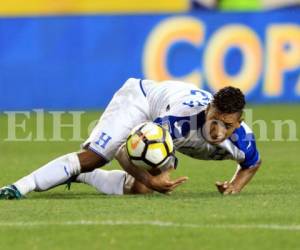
[28,192,107,200]
[24,189,282,201]
[27,190,223,200]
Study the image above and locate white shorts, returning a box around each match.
[82,78,152,161]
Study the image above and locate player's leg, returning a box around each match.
[0,149,106,199]
[75,155,175,196]
[130,179,153,194]
[75,169,153,195]
[73,78,151,195]
[75,169,132,195]
[0,78,150,199]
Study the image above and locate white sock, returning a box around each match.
[14,153,81,195]
[76,169,134,195]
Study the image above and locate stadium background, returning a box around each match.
[0,1,299,250]
[0,0,299,110]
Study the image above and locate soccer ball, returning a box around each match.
[126,122,174,170]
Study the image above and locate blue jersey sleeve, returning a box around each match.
[230,125,260,169]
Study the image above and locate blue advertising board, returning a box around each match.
[0,10,299,110]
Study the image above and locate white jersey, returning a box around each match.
[144,79,260,169]
[84,78,260,169]
[143,79,211,121]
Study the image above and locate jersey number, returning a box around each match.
[182,90,210,108]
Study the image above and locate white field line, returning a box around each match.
[0,220,299,231]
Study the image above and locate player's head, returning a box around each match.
[203,86,245,144]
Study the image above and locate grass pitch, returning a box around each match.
[0,105,299,250]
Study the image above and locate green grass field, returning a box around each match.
[0,105,299,250]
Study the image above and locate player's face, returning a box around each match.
[203,105,242,145]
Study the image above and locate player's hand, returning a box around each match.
[150,168,188,194]
[215,181,240,195]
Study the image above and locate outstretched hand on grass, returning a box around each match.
[150,167,188,194]
[215,181,239,195]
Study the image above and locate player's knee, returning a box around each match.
[78,150,107,172]
[130,180,153,195]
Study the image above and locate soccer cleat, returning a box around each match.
[64,175,79,191]
[0,185,23,200]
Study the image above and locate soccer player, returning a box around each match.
[0,78,261,199]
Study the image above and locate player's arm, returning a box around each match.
[216,132,261,195]
[115,145,188,193]
[216,160,261,195]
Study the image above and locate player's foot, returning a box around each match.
[0,185,23,200]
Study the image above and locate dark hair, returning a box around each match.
[212,86,245,114]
